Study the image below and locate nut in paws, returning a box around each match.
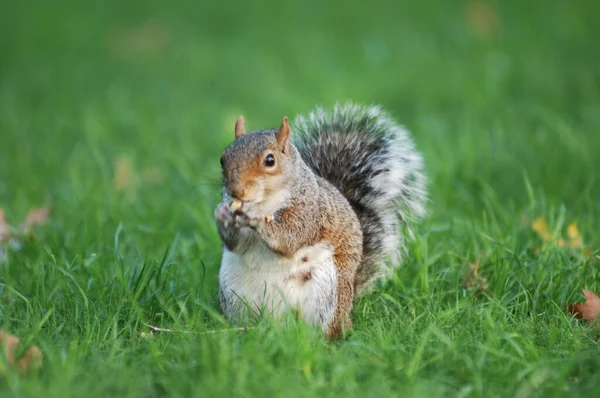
[230,200,243,212]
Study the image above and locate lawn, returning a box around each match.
[1,0,599,396]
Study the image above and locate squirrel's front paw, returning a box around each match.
[232,211,261,229]
[215,201,262,229]
[235,203,274,228]
[215,202,234,227]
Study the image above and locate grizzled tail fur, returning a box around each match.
[292,102,427,293]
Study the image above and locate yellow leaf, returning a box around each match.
[532,217,552,241]
[567,223,583,248]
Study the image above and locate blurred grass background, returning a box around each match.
[1,0,599,396]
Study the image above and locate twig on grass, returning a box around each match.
[143,323,255,335]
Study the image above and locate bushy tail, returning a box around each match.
[292,102,427,293]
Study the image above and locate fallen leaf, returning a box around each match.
[531,218,591,254]
[1,206,50,263]
[108,21,171,58]
[0,210,12,263]
[21,207,50,235]
[532,217,552,241]
[466,1,498,37]
[568,289,600,322]
[114,156,163,192]
[462,259,488,295]
[0,329,43,374]
[0,209,10,243]
[567,223,583,248]
[114,156,134,191]
[141,166,163,184]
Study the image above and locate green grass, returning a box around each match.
[1,0,600,396]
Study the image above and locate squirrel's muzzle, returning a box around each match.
[226,182,246,200]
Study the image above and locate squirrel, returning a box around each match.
[214,102,427,337]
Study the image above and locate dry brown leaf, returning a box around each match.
[568,290,600,323]
[1,207,50,263]
[466,1,498,37]
[141,166,163,184]
[108,22,171,58]
[114,156,163,192]
[1,210,14,263]
[0,209,10,243]
[21,207,50,234]
[114,156,134,191]
[462,259,488,295]
[0,329,43,374]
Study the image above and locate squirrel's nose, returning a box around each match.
[227,183,245,200]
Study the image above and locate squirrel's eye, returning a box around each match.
[264,154,276,168]
[220,157,225,168]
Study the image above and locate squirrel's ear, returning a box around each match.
[234,116,247,139]
[276,116,291,153]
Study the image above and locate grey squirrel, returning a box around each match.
[215,102,427,337]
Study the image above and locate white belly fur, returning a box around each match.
[219,240,338,332]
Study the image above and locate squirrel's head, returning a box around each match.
[220,115,296,206]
